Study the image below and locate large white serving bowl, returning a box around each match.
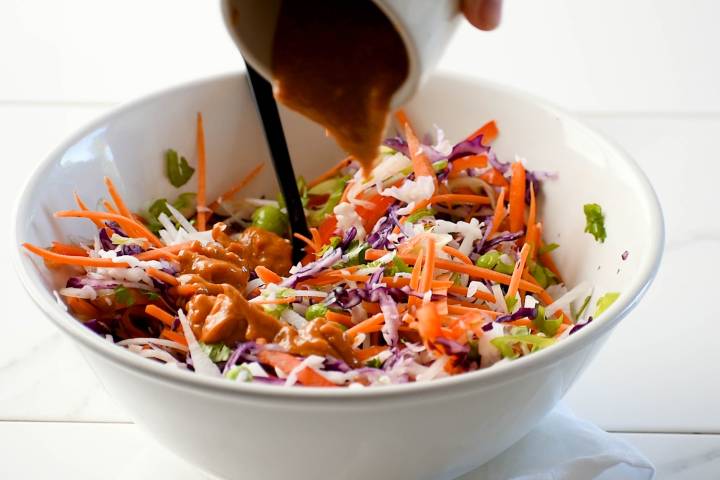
[13,72,663,480]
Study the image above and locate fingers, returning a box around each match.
[462,0,503,31]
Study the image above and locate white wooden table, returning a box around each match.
[2,1,719,478]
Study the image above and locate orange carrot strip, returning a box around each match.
[448,155,488,179]
[404,122,438,192]
[145,304,176,327]
[102,200,118,214]
[394,109,412,131]
[251,297,296,305]
[160,328,188,346]
[539,244,563,281]
[507,318,533,328]
[54,210,163,248]
[293,232,317,253]
[365,249,542,293]
[417,303,441,344]
[136,242,191,261]
[446,302,501,317]
[506,243,530,300]
[554,323,569,337]
[419,237,436,294]
[175,284,200,296]
[307,156,353,189]
[309,228,322,250]
[326,311,354,328]
[354,346,389,362]
[146,267,179,286]
[345,313,385,338]
[257,350,335,387]
[488,188,506,236]
[23,243,129,268]
[50,242,88,257]
[526,183,537,255]
[408,249,425,308]
[509,162,526,233]
[66,297,101,317]
[255,265,282,284]
[208,163,264,211]
[196,112,207,231]
[73,192,104,228]
[467,120,499,145]
[441,245,472,265]
[446,285,496,303]
[103,176,133,219]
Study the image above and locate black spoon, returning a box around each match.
[244,61,310,264]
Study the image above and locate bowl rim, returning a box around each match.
[12,71,664,402]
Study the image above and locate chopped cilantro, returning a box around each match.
[114,286,135,306]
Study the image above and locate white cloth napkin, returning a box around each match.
[459,404,655,480]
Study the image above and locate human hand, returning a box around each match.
[462,0,502,30]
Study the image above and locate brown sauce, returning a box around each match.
[179,223,357,362]
[271,0,409,173]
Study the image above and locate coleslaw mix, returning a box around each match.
[22,113,617,387]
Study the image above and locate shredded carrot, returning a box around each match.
[404,122,438,192]
[136,242,191,261]
[506,243,530,299]
[50,242,88,257]
[448,155,488,179]
[102,199,118,214]
[145,304,176,327]
[554,323,569,337]
[526,183,537,255]
[446,302,501,317]
[507,318,533,328]
[488,188,506,236]
[257,350,335,387]
[441,245,472,265]
[73,192,103,228]
[419,237,436,295]
[146,267,179,286]
[54,210,163,247]
[175,284,200,296]
[346,313,385,338]
[354,346,389,362]
[365,249,542,293]
[103,176,133,219]
[446,285,495,303]
[23,243,129,268]
[250,296,296,305]
[539,243,563,281]
[196,112,207,231]
[326,311,354,328]
[408,249,425,308]
[160,328,187,346]
[255,265,282,284]
[293,232,318,253]
[394,109,412,131]
[416,303,441,345]
[307,156,353,189]
[208,163,264,211]
[509,162,526,233]
[309,228,322,250]
[466,120,499,145]
[66,297,100,317]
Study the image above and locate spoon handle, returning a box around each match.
[244,61,310,264]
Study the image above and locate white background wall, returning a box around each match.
[1,0,717,112]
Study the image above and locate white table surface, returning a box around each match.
[2,1,719,478]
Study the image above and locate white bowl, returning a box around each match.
[13,72,663,480]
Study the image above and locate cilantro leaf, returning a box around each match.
[114,286,135,306]
[165,149,195,187]
[583,203,607,243]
